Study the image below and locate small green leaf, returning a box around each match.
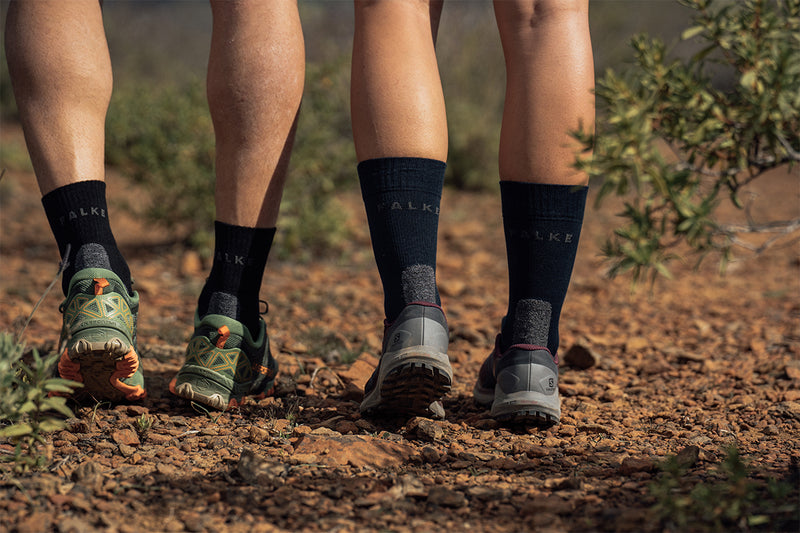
[0,423,33,438]
[681,25,706,40]
[740,70,758,89]
[37,419,66,433]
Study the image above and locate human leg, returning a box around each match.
[474,0,594,425]
[170,0,304,409]
[5,0,143,401]
[196,0,304,334]
[352,0,452,417]
[5,0,132,295]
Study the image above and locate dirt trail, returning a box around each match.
[1,136,798,532]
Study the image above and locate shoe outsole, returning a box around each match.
[362,359,452,417]
[58,338,145,402]
[493,409,559,428]
[169,374,274,411]
[170,379,228,411]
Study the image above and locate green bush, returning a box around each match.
[0,333,81,473]
[576,0,800,284]
[649,446,798,531]
[279,54,356,260]
[105,80,216,250]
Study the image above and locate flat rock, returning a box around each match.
[291,434,415,468]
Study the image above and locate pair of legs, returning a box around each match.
[5,0,304,404]
[352,0,594,424]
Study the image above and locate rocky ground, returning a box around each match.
[1,127,799,532]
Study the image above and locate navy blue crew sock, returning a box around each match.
[499,181,588,357]
[358,157,445,322]
[41,181,133,296]
[197,221,275,336]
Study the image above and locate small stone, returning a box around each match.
[334,420,359,435]
[785,363,800,381]
[236,448,287,484]
[71,461,103,487]
[420,446,441,463]
[164,518,185,532]
[599,388,624,402]
[544,476,581,490]
[292,434,414,468]
[111,429,140,447]
[675,445,701,469]
[406,417,444,441]
[427,486,467,508]
[578,423,612,435]
[472,418,499,430]
[512,441,549,458]
[156,463,178,476]
[126,405,149,417]
[784,390,800,401]
[338,357,378,391]
[248,426,269,443]
[355,419,376,432]
[625,336,650,352]
[387,474,427,499]
[563,343,598,370]
[619,457,656,475]
[68,420,90,433]
[118,444,136,458]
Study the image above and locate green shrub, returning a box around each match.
[105,80,216,251]
[576,0,800,284]
[278,54,356,260]
[0,333,81,473]
[649,446,798,531]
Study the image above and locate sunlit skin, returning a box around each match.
[351,0,594,186]
[5,0,304,228]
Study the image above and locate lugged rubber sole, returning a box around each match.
[490,390,560,427]
[169,377,229,411]
[361,346,452,416]
[169,370,274,411]
[58,338,145,402]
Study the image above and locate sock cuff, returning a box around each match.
[500,181,588,221]
[213,221,275,266]
[358,157,446,198]
[41,180,110,230]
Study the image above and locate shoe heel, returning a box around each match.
[491,363,560,426]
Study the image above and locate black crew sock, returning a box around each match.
[197,221,275,336]
[41,181,133,296]
[358,157,445,322]
[500,181,588,357]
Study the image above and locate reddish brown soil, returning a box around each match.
[1,124,799,532]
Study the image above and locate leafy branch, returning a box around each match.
[575,0,800,284]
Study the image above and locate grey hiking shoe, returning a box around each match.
[473,334,560,426]
[360,303,452,417]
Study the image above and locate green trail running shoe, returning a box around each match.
[169,313,278,410]
[57,268,146,402]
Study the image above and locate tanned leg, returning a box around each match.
[207,0,305,228]
[494,0,594,185]
[5,0,111,195]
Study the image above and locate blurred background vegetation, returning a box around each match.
[0,0,695,259]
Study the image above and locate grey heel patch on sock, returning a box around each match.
[512,299,552,347]
[74,243,111,271]
[401,264,437,304]
[207,291,241,321]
